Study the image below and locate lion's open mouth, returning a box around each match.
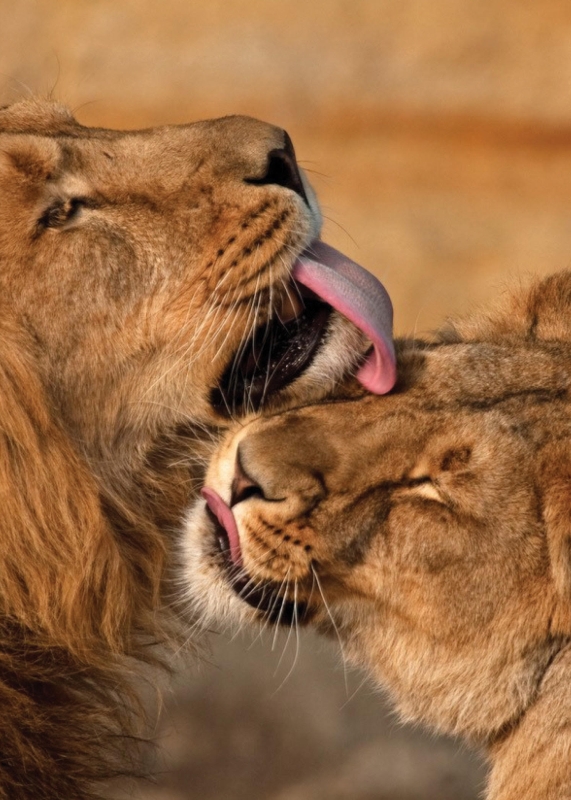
[202,486,312,625]
[230,573,312,626]
[210,289,333,415]
[210,240,396,416]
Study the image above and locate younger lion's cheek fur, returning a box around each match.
[186,270,571,800]
[237,511,320,583]
[327,570,556,741]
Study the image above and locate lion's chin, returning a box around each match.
[200,489,314,626]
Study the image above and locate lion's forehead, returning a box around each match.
[0,102,287,203]
[401,340,571,402]
[0,99,281,150]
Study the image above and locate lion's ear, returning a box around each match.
[539,443,571,629]
[0,98,77,135]
[0,135,60,181]
[0,313,132,655]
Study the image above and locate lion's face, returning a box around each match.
[184,275,571,745]
[0,98,384,468]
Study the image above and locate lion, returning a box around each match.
[185,271,571,800]
[0,97,395,799]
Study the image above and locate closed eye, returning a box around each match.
[406,482,446,503]
[37,196,95,230]
[399,476,447,504]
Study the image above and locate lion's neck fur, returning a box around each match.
[0,316,205,799]
[486,642,571,799]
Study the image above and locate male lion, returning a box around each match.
[0,97,394,799]
[186,272,571,799]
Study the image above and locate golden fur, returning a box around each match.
[0,97,370,799]
[187,272,571,799]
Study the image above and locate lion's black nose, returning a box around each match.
[246,131,309,205]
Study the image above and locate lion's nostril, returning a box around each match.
[231,446,264,507]
[245,132,309,205]
[263,150,305,198]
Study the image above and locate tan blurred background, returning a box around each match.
[4,1,571,797]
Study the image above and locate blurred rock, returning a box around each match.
[273,736,482,800]
[132,633,485,800]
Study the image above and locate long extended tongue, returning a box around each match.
[292,241,396,394]
[201,487,242,567]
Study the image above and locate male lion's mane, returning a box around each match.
[0,313,191,797]
[0,96,332,800]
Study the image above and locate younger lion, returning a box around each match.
[186,271,571,799]
[0,98,393,799]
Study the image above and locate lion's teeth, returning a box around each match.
[276,284,304,324]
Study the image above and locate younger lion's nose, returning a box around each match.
[230,417,333,516]
[230,446,264,507]
[245,131,309,205]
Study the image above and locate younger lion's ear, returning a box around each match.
[0,136,60,181]
[0,98,77,134]
[539,443,571,607]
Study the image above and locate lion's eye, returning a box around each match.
[38,197,88,230]
[401,475,446,504]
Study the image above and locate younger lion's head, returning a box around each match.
[185,271,571,799]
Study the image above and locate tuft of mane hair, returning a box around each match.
[0,315,177,799]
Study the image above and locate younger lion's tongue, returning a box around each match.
[201,487,242,567]
[292,241,396,395]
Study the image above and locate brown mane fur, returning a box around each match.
[0,313,162,796]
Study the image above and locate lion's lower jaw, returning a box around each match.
[179,504,262,634]
[209,312,371,421]
[283,313,369,402]
[341,612,559,740]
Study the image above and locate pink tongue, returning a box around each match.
[201,487,242,567]
[292,241,396,394]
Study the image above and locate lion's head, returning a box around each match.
[0,98,395,798]
[0,98,393,462]
[186,272,571,799]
